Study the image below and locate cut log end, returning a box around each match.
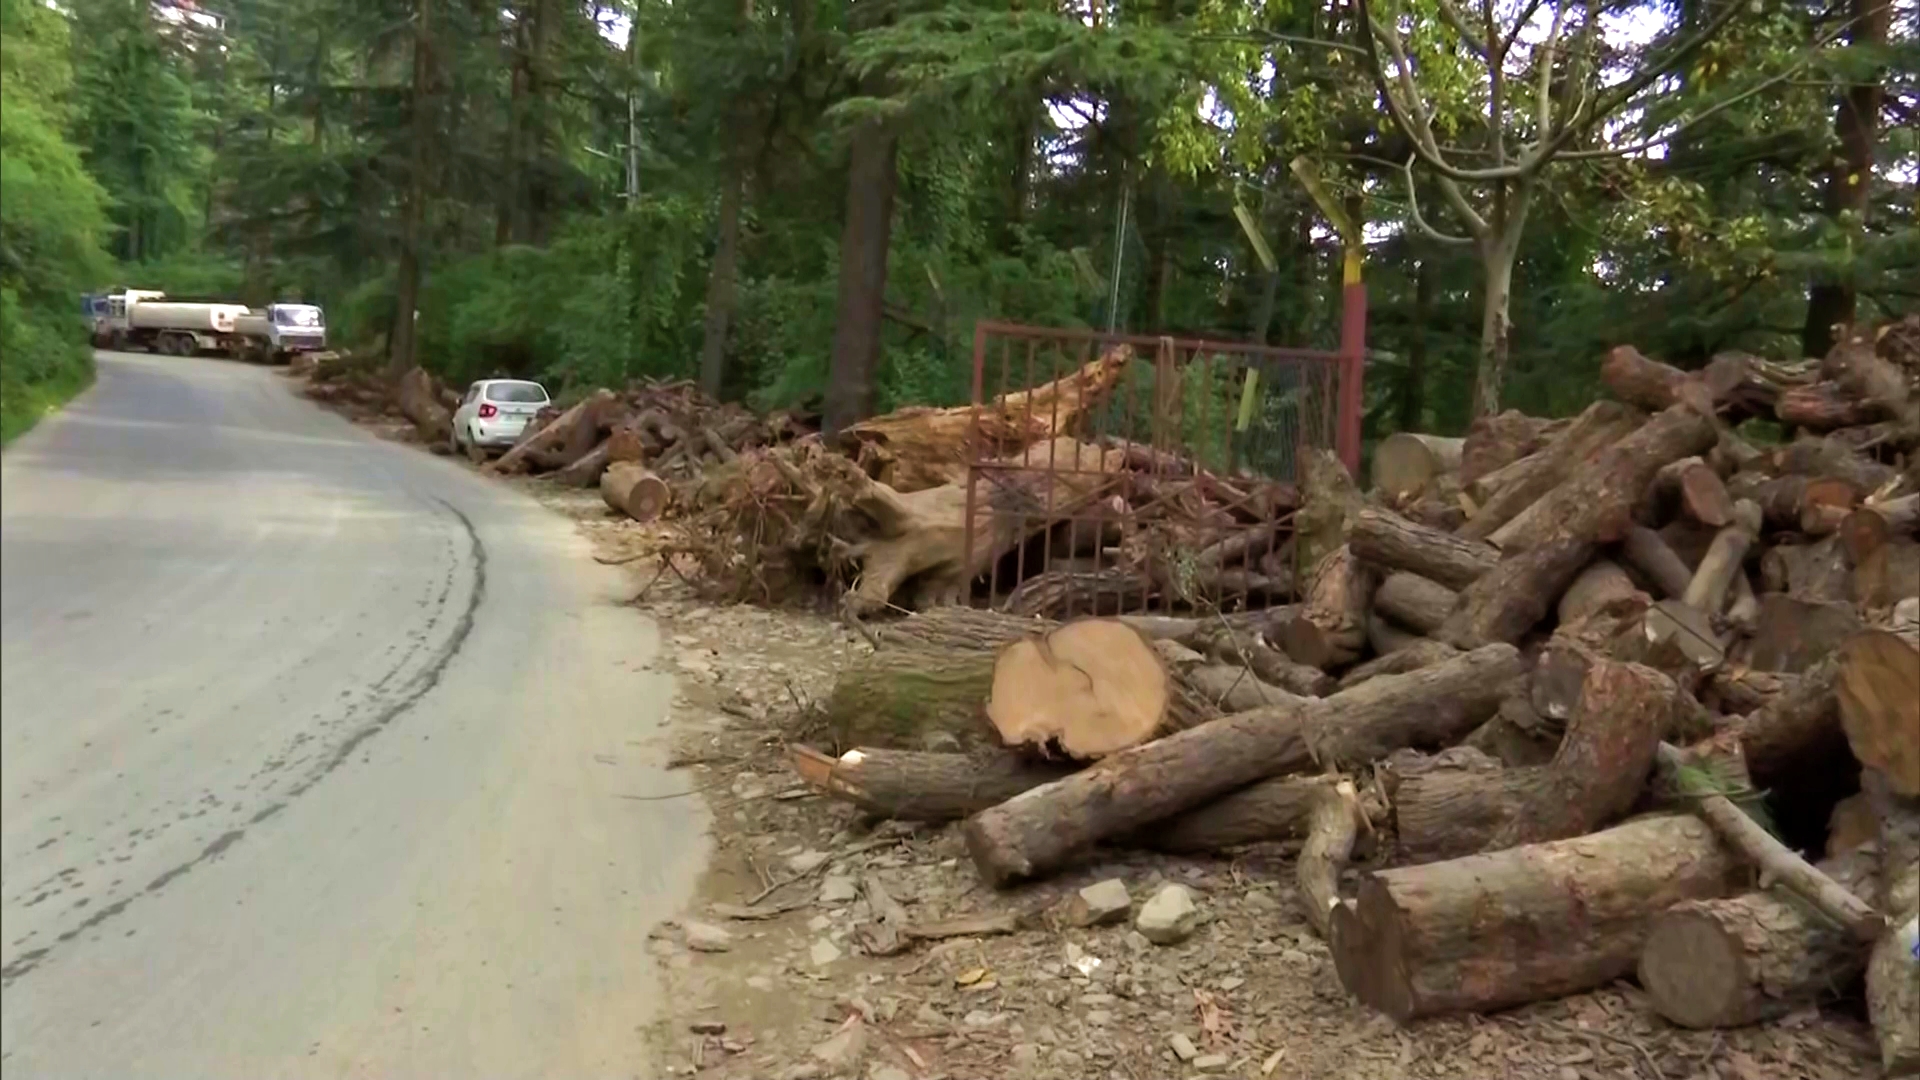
[600,463,670,522]
[986,619,1170,759]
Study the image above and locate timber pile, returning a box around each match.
[779,319,1920,1064]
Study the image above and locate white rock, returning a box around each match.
[1050,1049,1084,1068]
[1168,1033,1199,1062]
[1135,884,1199,945]
[810,938,843,966]
[806,914,832,932]
[1085,1010,1113,1026]
[746,975,774,992]
[1124,931,1153,953]
[683,920,733,953]
[808,1025,866,1068]
[1065,878,1132,927]
[868,1067,909,1080]
[788,850,831,873]
[1218,976,1245,992]
[1011,1044,1040,1067]
[1193,1053,1230,1072]
[819,875,858,903]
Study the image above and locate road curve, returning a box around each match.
[0,353,707,1078]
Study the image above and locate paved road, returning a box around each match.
[0,353,706,1078]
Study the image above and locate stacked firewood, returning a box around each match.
[783,316,1920,1071]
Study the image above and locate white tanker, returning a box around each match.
[93,289,327,362]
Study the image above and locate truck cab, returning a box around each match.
[265,304,326,352]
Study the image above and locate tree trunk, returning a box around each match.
[1372,572,1456,636]
[1621,524,1696,599]
[824,643,998,753]
[1639,850,1878,1029]
[1777,382,1888,432]
[1349,508,1497,590]
[1392,652,1673,864]
[1400,257,1432,430]
[1802,0,1892,359]
[1746,594,1864,673]
[1459,401,1642,543]
[1336,639,1458,692]
[696,163,746,399]
[1330,815,1738,1022]
[822,114,898,435]
[1469,240,1514,420]
[388,0,433,380]
[1442,405,1719,647]
[787,744,1068,822]
[1297,779,1364,937]
[962,645,1522,885]
[490,390,620,476]
[1277,546,1374,670]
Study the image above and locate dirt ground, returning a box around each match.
[314,388,1885,1080]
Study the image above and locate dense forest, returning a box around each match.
[1,0,1915,444]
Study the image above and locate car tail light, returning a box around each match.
[478,403,498,419]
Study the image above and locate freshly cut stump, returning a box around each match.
[1331,815,1738,1021]
[1639,851,1878,1029]
[987,619,1170,759]
[600,462,671,522]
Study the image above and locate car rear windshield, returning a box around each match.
[485,382,548,404]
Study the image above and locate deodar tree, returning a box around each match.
[1355,0,1835,418]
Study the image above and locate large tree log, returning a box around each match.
[1774,432,1902,494]
[1297,779,1364,937]
[824,643,999,753]
[1599,345,1699,412]
[490,389,620,475]
[1839,630,1920,797]
[1738,650,1856,848]
[1335,639,1458,692]
[1183,625,1334,697]
[1441,405,1718,648]
[839,344,1132,492]
[1728,472,1860,532]
[1278,546,1374,670]
[1330,815,1738,1021]
[1621,524,1695,599]
[1681,499,1763,615]
[1372,433,1463,499]
[599,463,670,522]
[1639,850,1879,1029]
[1373,572,1456,636]
[1294,449,1364,572]
[962,645,1524,885]
[552,439,614,487]
[788,745,1068,821]
[1347,507,1497,590]
[1459,410,1565,487]
[1459,402,1643,542]
[1777,381,1888,432]
[1392,652,1673,864]
[395,366,454,446]
[987,619,1175,758]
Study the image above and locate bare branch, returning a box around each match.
[1433,0,1488,58]
[1497,0,1552,59]
[1555,55,1835,161]
[1401,157,1478,246]
[1534,4,1569,142]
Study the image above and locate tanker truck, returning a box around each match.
[92,289,328,362]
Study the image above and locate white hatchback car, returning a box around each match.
[452,378,551,458]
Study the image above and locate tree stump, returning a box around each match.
[987,619,1175,759]
[1278,546,1374,670]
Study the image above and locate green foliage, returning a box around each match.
[1,0,108,443]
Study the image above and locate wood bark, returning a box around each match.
[1442,405,1717,647]
[1459,401,1642,542]
[822,106,899,435]
[1134,774,1344,854]
[1335,639,1458,692]
[1330,815,1738,1021]
[1373,572,1455,636]
[962,645,1523,885]
[1729,472,1861,532]
[395,366,453,446]
[1294,449,1364,572]
[1366,615,1424,657]
[1777,381,1888,432]
[490,389,620,475]
[1864,767,1920,1075]
[599,463,670,522]
[1297,779,1363,937]
[1372,433,1463,499]
[1347,507,1497,590]
[824,643,998,753]
[1838,630,1920,796]
[1459,410,1564,486]
[1759,535,1854,603]
[1461,689,1561,767]
[1621,524,1695,599]
[1278,546,1374,670]
[551,439,612,487]
[1681,499,1763,615]
[1774,431,1901,494]
[1599,345,1697,412]
[787,744,1067,822]
[1392,653,1674,864]
[1639,850,1879,1029]
[1184,625,1335,697]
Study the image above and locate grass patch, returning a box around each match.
[1,363,92,447]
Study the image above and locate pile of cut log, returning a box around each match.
[783,317,1920,1071]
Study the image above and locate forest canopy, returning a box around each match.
[1,0,1914,442]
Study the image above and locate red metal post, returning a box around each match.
[1336,277,1366,478]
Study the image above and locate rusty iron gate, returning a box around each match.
[961,322,1362,618]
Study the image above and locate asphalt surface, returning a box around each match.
[0,352,707,1078]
